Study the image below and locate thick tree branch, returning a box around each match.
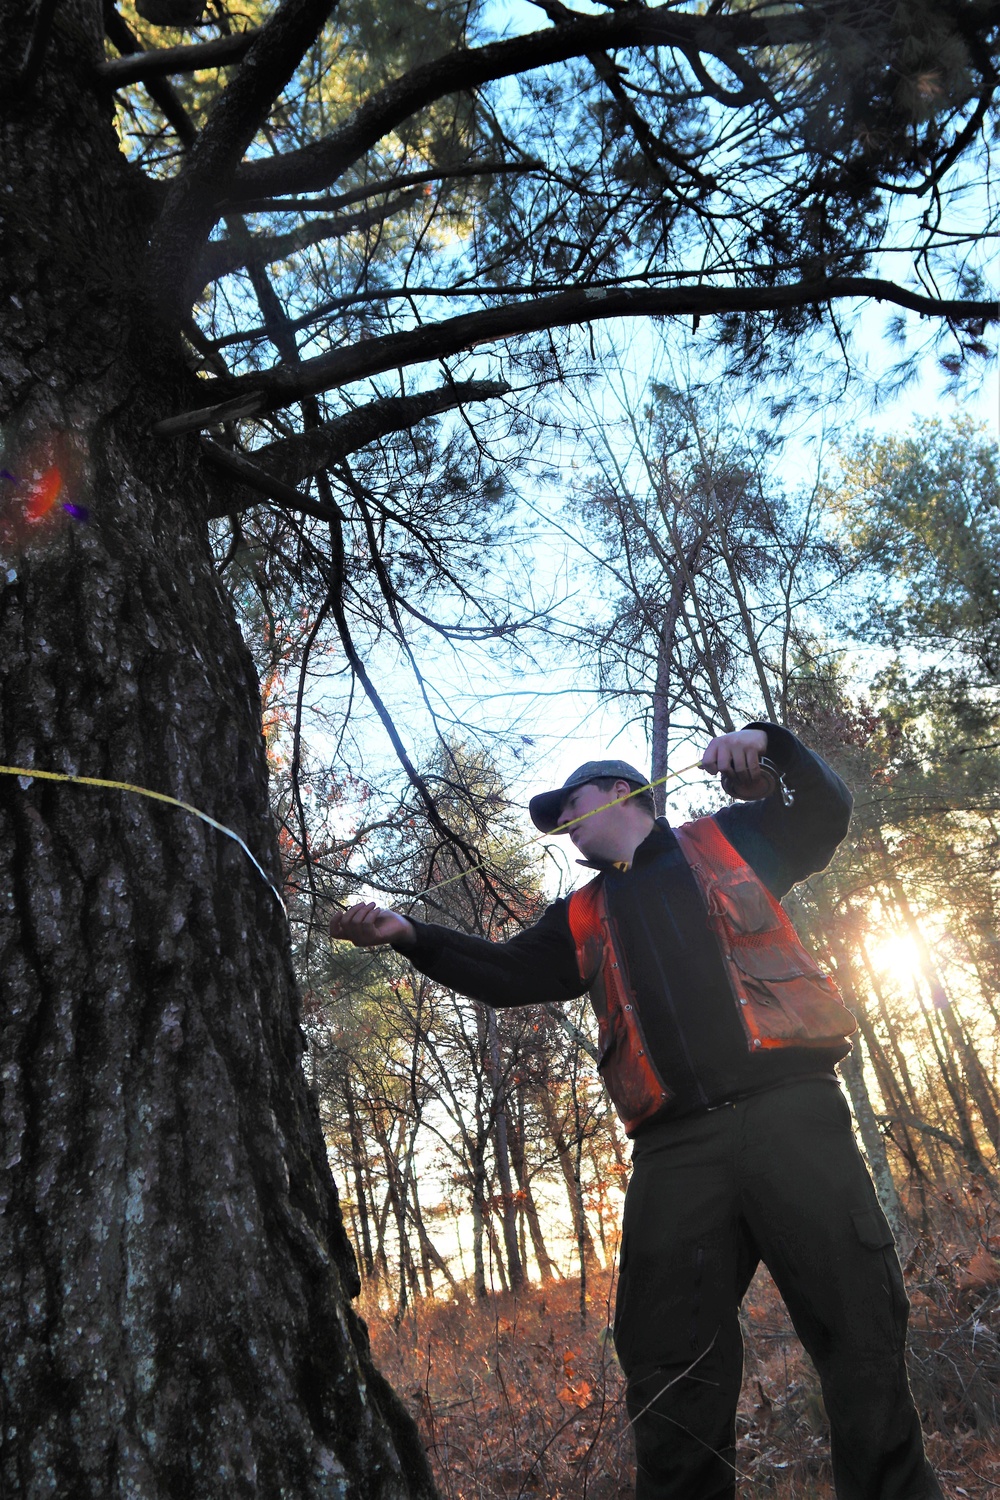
[198,380,510,508]
[104,8,198,147]
[253,380,511,485]
[201,438,337,520]
[530,0,714,191]
[97,29,256,84]
[146,0,337,325]
[227,157,542,215]
[158,277,1000,434]
[206,269,721,349]
[221,4,819,204]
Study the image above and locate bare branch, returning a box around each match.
[198,192,421,285]
[252,380,511,485]
[228,157,542,216]
[160,277,1000,433]
[104,8,198,147]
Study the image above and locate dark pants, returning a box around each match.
[613,1080,941,1500]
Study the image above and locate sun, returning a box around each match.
[868,932,925,988]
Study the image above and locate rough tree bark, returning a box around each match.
[0,5,434,1495]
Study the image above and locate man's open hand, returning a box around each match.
[701,728,773,798]
[328,902,416,950]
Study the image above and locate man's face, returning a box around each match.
[554,781,633,860]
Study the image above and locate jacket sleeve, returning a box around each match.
[391,896,589,1008]
[713,722,853,899]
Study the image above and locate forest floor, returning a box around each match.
[365,1224,1000,1500]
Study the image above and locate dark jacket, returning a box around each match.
[397,725,854,1126]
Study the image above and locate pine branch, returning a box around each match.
[226,157,542,215]
[104,8,198,146]
[97,29,256,84]
[157,277,1000,434]
[221,3,817,204]
[198,193,421,286]
[198,380,510,509]
[145,0,337,324]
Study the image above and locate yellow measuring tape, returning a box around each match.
[0,758,708,919]
[409,760,704,905]
[0,764,286,913]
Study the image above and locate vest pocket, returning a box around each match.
[596,1004,672,1127]
[731,948,856,1043]
[707,875,781,934]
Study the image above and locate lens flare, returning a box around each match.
[1,444,89,562]
[25,466,64,521]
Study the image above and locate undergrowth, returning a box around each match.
[364,1189,1000,1500]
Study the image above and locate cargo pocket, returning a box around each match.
[852,1208,910,1342]
[851,1208,895,1250]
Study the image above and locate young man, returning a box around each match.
[330,724,940,1500]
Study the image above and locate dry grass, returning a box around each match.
[364,1218,1000,1500]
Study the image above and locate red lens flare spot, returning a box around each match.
[25,466,63,521]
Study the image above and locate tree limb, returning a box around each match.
[97,29,256,85]
[104,8,198,147]
[198,192,421,286]
[323,510,514,913]
[198,380,510,508]
[159,276,1000,433]
[146,0,337,325]
[216,3,820,204]
[227,157,542,215]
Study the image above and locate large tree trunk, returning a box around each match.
[0,6,433,1496]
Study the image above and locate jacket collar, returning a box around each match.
[575,817,677,871]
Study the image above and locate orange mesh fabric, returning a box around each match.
[676,816,857,1053]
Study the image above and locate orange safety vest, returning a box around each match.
[566,815,857,1135]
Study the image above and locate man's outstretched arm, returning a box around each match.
[329,898,588,1009]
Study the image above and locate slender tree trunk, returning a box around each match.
[857,939,923,1117]
[374,1184,394,1284]
[540,1093,597,1267]
[881,853,1000,1155]
[408,1176,460,1296]
[649,564,690,816]
[0,6,433,1494]
[840,1045,910,1248]
[845,993,930,1215]
[409,1176,435,1296]
[819,925,907,1237]
[471,1139,488,1299]
[486,1009,524,1291]
[344,1077,375,1280]
[508,1099,559,1281]
[484,1206,510,1294]
[371,1115,415,1325]
[912,980,991,1179]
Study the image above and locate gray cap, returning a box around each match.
[529,759,649,833]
